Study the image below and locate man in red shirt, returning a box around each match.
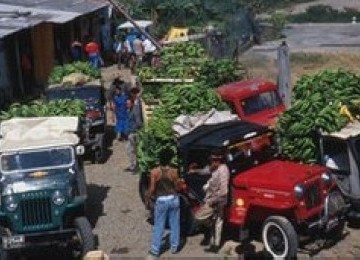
[84,38,103,68]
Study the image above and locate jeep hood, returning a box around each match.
[2,172,74,195]
[232,160,326,192]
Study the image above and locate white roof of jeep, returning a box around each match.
[322,121,360,139]
[0,117,79,152]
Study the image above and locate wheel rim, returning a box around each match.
[263,222,289,258]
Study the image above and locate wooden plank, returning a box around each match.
[142,78,194,83]
[142,99,160,124]
[31,23,54,85]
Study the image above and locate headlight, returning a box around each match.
[52,190,65,206]
[294,184,305,200]
[321,172,332,186]
[5,196,18,212]
[3,186,14,196]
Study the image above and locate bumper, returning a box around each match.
[307,191,347,232]
[1,229,77,250]
[346,199,360,219]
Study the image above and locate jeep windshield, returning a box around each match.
[47,87,102,108]
[242,90,282,115]
[0,147,74,174]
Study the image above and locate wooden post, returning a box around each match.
[106,0,162,50]
[277,41,291,109]
[14,36,25,96]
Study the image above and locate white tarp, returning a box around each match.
[323,121,360,140]
[172,109,239,137]
[117,20,152,29]
[0,117,80,152]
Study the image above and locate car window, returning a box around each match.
[241,90,282,115]
[0,147,74,174]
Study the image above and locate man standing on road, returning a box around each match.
[190,149,230,253]
[125,97,143,172]
[133,34,144,69]
[146,148,180,257]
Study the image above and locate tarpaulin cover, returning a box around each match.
[0,117,79,152]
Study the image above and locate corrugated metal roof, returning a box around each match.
[0,0,108,38]
[0,0,108,14]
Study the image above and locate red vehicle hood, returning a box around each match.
[233,160,326,192]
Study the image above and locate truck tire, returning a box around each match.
[179,194,195,236]
[262,216,298,259]
[139,173,149,205]
[327,219,345,242]
[0,249,9,260]
[93,134,105,164]
[74,217,95,256]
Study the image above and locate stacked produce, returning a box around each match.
[138,42,207,80]
[0,100,86,120]
[277,69,360,163]
[196,59,243,88]
[138,41,244,84]
[137,83,228,173]
[137,41,244,173]
[48,61,101,85]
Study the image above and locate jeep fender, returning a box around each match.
[244,200,296,225]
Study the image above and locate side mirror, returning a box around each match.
[76,145,85,156]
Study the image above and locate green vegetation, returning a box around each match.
[137,41,243,173]
[269,12,287,38]
[0,100,86,120]
[277,69,360,163]
[137,83,228,172]
[138,42,244,84]
[289,5,360,23]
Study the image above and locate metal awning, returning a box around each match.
[0,0,108,38]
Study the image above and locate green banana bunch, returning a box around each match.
[48,61,100,84]
[0,99,86,120]
[277,69,360,163]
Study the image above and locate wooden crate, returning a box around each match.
[142,99,161,124]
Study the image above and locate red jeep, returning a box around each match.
[217,80,285,126]
[140,120,346,258]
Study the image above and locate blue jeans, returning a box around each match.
[150,195,180,255]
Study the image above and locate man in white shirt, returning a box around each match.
[142,38,156,66]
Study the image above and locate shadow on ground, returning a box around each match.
[86,183,111,227]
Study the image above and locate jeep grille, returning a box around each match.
[20,197,52,228]
[304,181,322,209]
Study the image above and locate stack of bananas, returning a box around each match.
[277,69,360,163]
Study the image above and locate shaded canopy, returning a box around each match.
[178,120,268,150]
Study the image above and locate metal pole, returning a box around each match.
[277,41,291,109]
[106,0,162,50]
